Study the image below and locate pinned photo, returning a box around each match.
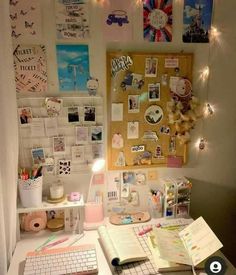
[68,107,79,123]
[18,107,33,125]
[53,136,66,154]
[122,171,135,184]
[83,106,96,123]
[148,83,160,101]
[31,148,45,164]
[128,95,140,113]
[145,58,158,77]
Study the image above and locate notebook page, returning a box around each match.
[152,228,192,265]
[179,216,223,266]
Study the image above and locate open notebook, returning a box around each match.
[98,225,147,266]
[148,216,223,271]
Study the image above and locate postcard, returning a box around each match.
[111,103,123,121]
[31,147,45,164]
[71,145,85,163]
[13,44,47,93]
[55,0,89,40]
[53,136,66,154]
[143,0,173,42]
[44,117,58,137]
[75,126,89,144]
[127,121,139,139]
[183,0,213,43]
[56,44,90,92]
[30,118,45,137]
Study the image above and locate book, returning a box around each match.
[148,216,223,271]
[98,225,147,266]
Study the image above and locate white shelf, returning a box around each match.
[17,195,84,214]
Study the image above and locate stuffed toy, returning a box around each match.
[87,77,99,96]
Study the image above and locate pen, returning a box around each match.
[35,234,56,251]
[41,237,69,250]
[138,227,153,236]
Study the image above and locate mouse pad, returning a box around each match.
[109,211,151,225]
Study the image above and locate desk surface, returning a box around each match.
[8,218,236,275]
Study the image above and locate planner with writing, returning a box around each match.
[150,216,223,269]
[98,225,147,266]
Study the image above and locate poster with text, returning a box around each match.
[183,0,213,43]
[143,0,172,42]
[13,44,47,93]
[103,0,133,41]
[56,44,89,92]
[9,0,42,41]
[55,0,89,40]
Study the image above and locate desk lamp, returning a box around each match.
[84,158,105,230]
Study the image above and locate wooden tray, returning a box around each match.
[109,211,151,225]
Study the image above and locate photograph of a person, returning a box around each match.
[148,83,161,101]
[122,171,135,184]
[83,106,96,123]
[145,57,158,77]
[91,126,103,142]
[31,148,45,164]
[53,136,66,154]
[68,107,80,123]
[128,95,140,113]
[18,107,33,125]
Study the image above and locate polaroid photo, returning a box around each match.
[145,58,158,77]
[53,136,66,154]
[71,145,85,163]
[43,157,55,175]
[83,106,96,123]
[148,83,161,101]
[68,107,80,123]
[90,126,103,143]
[31,148,45,165]
[127,121,139,139]
[75,126,89,144]
[122,171,135,184]
[58,159,71,175]
[128,95,140,113]
[18,107,33,125]
[131,73,144,89]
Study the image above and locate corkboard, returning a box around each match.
[107,52,193,170]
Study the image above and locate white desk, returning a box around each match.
[8,219,236,275]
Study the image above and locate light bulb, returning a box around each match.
[201,66,210,81]
[211,26,220,42]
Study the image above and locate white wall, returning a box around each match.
[17,0,236,265]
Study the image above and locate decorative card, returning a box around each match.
[135,171,146,185]
[112,133,124,149]
[90,126,103,143]
[83,106,96,123]
[9,0,42,41]
[18,107,33,125]
[71,145,85,163]
[92,144,103,159]
[103,0,133,41]
[107,172,121,202]
[55,0,89,40]
[143,0,173,42]
[58,159,71,175]
[56,44,89,92]
[122,171,135,184]
[111,103,123,121]
[30,118,45,137]
[13,44,47,93]
[53,136,66,154]
[44,117,58,137]
[127,121,139,139]
[75,126,89,144]
[183,0,213,43]
[68,107,80,123]
[31,148,45,165]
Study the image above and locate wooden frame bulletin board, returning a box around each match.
[107,52,193,170]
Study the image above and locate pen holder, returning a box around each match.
[18,176,43,208]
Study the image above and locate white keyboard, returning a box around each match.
[23,244,98,275]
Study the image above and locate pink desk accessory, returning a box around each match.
[84,202,104,230]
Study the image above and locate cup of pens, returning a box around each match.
[18,166,43,208]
